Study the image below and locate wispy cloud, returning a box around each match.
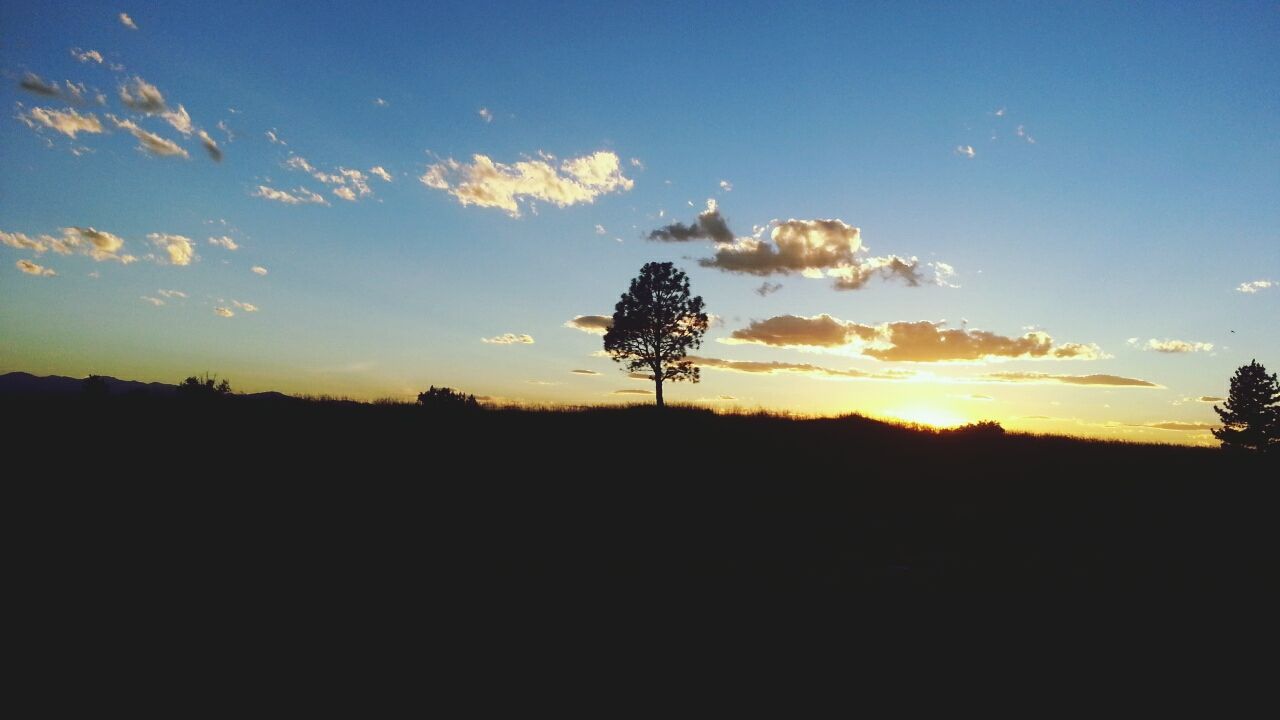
[725,314,1106,362]
[571,369,600,375]
[985,372,1160,388]
[564,315,612,334]
[62,226,136,263]
[18,106,104,138]
[108,115,188,157]
[482,333,535,345]
[19,72,62,97]
[1016,125,1036,144]
[478,107,492,123]
[119,77,166,113]
[214,307,235,318]
[16,259,56,276]
[1236,279,1274,294]
[119,13,138,30]
[369,166,392,182]
[1142,421,1216,432]
[420,150,634,217]
[374,97,389,107]
[71,48,104,64]
[265,129,286,145]
[285,156,375,201]
[157,289,186,299]
[251,265,268,276]
[208,236,238,250]
[1197,396,1224,403]
[198,130,222,161]
[141,296,164,306]
[955,145,976,158]
[253,185,328,205]
[232,300,258,312]
[755,281,783,296]
[1139,338,1213,354]
[719,180,733,191]
[613,389,653,395]
[689,355,914,381]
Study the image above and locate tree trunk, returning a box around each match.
[654,377,664,408]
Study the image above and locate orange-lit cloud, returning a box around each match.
[108,115,188,158]
[1141,338,1213,353]
[18,106,104,138]
[726,314,1104,362]
[208,236,238,250]
[118,77,167,113]
[688,355,914,381]
[253,185,328,205]
[62,226,136,263]
[16,259,56,276]
[214,307,235,318]
[119,13,138,30]
[1143,422,1216,431]
[251,265,268,275]
[985,372,1160,388]
[571,369,600,375]
[420,150,634,216]
[148,233,196,266]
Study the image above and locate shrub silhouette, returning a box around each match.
[178,373,232,400]
[952,420,1005,436]
[603,261,709,407]
[1212,359,1279,453]
[417,386,479,411]
[81,374,109,400]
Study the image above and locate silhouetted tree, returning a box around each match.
[603,262,709,407]
[178,373,232,400]
[417,386,480,411]
[1212,360,1279,453]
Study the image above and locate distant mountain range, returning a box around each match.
[0,372,292,401]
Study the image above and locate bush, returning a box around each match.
[417,386,480,411]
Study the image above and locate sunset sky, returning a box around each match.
[2,2,1277,444]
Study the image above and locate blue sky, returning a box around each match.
[2,1,1277,442]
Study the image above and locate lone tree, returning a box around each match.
[604,262,709,408]
[1212,359,1280,453]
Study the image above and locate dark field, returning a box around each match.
[10,393,1276,591]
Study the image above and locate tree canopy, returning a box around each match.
[1212,359,1280,453]
[603,261,709,407]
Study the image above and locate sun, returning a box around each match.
[884,406,968,429]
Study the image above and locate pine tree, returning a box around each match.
[1212,360,1280,453]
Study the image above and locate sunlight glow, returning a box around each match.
[884,406,968,429]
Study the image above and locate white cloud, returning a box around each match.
[108,115,189,158]
[251,266,268,276]
[482,333,535,345]
[214,307,235,318]
[369,166,392,182]
[18,106,104,138]
[719,180,733,191]
[147,233,196,266]
[478,107,492,123]
[232,300,258,312]
[630,157,644,170]
[285,156,374,201]
[72,48,104,64]
[141,296,164,306]
[157,289,186,298]
[2,230,53,254]
[420,150,634,217]
[208,236,238,251]
[253,185,328,205]
[1016,125,1036,144]
[16,259,56,276]
[161,104,192,135]
[1236,279,1275,294]
[61,226,136,263]
[265,129,286,145]
[374,97,389,107]
[333,186,357,202]
[594,224,607,235]
[955,145,976,158]
[119,13,138,30]
[994,107,1006,117]
[1144,338,1213,354]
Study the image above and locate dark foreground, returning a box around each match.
[10,394,1276,591]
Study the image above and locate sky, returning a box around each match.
[2,1,1277,444]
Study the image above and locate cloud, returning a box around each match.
[147,233,196,266]
[1144,338,1213,354]
[119,13,138,30]
[232,300,258,312]
[108,115,189,157]
[725,314,1105,362]
[140,296,164,306]
[157,289,186,298]
[333,186,357,202]
[700,395,738,402]
[16,259,56,276]
[19,72,62,97]
[214,307,235,318]
[18,106,104,138]
[648,199,734,243]
[251,265,268,276]
[571,369,600,375]
[755,281,783,296]
[2,230,54,253]
[286,156,374,201]
[482,333,535,345]
[72,48,104,64]
[119,77,166,113]
[932,261,959,288]
[1144,422,1216,432]
[613,389,653,395]
[161,104,193,135]
[985,372,1160,388]
[1198,396,1224,403]
[253,185,327,205]
[420,150,634,216]
[62,226,135,262]
[208,236,238,250]
[198,130,222,161]
[374,97,389,107]
[1016,125,1036,144]
[265,130,286,145]
[955,145,976,158]
[1236,279,1275,294]
[595,224,607,235]
[689,355,913,381]
[719,180,733,191]
[478,107,492,123]
[968,394,994,401]
[369,166,392,182]
[564,315,612,334]
[994,107,1006,117]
